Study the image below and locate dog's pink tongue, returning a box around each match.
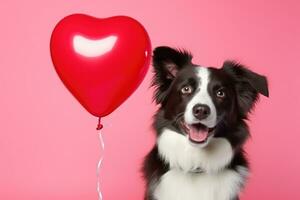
[189,128,208,142]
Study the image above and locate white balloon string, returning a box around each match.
[97,129,105,200]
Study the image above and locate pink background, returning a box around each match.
[1,0,299,199]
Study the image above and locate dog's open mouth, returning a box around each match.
[182,122,215,144]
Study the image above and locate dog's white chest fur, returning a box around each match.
[154,128,248,200]
[154,169,244,200]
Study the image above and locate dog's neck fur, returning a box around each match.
[153,128,248,200]
[157,128,234,174]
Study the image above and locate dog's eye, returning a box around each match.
[181,85,193,94]
[216,89,226,98]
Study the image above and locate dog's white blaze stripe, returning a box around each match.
[73,35,117,57]
[184,67,217,128]
[157,128,234,173]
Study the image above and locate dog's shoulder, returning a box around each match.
[142,146,169,180]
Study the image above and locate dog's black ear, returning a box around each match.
[152,46,192,104]
[222,60,269,115]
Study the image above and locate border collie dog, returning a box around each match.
[142,46,269,200]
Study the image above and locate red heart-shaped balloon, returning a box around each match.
[50,14,151,117]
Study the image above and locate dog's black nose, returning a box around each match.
[193,104,210,120]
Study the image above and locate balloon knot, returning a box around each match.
[96,118,103,130]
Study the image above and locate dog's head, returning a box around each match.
[152,46,269,147]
